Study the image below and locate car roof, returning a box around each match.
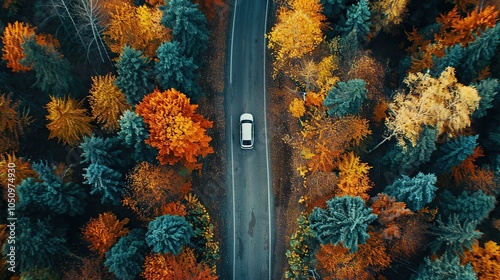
[240,113,253,122]
[241,123,252,140]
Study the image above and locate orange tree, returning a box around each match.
[135,88,213,170]
[82,212,130,256]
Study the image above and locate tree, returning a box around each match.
[370,0,409,35]
[430,215,483,256]
[89,73,131,132]
[154,41,201,99]
[309,196,377,252]
[289,98,306,118]
[324,79,367,117]
[0,153,36,197]
[285,214,318,279]
[338,0,371,42]
[451,146,497,195]
[83,163,124,205]
[0,94,31,154]
[115,46,153,106]
[1,21,35,72]
[384,172,437,211]
[161,0,210,60]
[413,253,477,280]
[432,135,478,174]
[20,36,73,95]
[123,162,191,221]
[471,78,499,118]
[371,193,412,226]
[320,0,346,19]
[104,228,148,280]
[439,190,496,223]
[462,241,500,280]
[142,248,218,280]
[335,152,372,201]
[145,215,194,255]
[80,135,123,166]
[378,67,480,150]
[117,110,157,163]
[82,212,130,256]
[45,96,93,146]
[135,88,213,169]
[345,51,385,98]
[193,0,225,21]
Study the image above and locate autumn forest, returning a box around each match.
[1,0,500,279]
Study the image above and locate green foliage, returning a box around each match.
[412,253,477,280]
[432,135,478,174]
[384,172,437,211]
[105,229,148,280]
[308,196,377,253]
[80,135,123,166]
[154,41,201,99]
[439,190,496,223]
[285,214,318,279]
[324,79,367,117]
[339,29,359,62]
[115,46,153,106]
[117,110,157,163]
[471,78,499,118]
[83,163,124,205]
[383,126,437,175]
[19,37,73,96]
[161,0,210,60]
[430,215,483,256]
[431,44,464,77]
[338,0,371,42]
[146,215,194,255]
[8,217,69,273]
[321,0,347,19]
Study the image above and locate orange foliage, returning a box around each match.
[161,201,187,217]
[462,241,500,280]
[316,233,391,280]
[386,214,428,259]
[336,152,373,201]
[289,98,306,118]
[492,219,500,231]
[373,98,388,124]
[82,212,129,256]
[1,21,35,72]
[89,73,131,132]
[123,162,191,221]
[451,146,497,195]
[0,94,31,154]
[45,96,93,146]
[305,91,324,107]
[136,88,214,169]
[0,153,37,200]
[346,51,385,98]
[371,193,412,225]
[62,256,113,280]
[142,248,218,280]
[193,0,225,20]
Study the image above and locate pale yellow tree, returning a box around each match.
[370,0,409,35]
[336,152,373,201]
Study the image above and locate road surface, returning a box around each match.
[223,0,274,279]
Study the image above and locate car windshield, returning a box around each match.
[243,140,252,145]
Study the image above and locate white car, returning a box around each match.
[240,113,254,149]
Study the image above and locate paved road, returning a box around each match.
[224,0,273,279]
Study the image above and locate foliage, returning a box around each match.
[193,0,225,21]
[387,214,429,259]
[413,253,477,280]
[154,41,201,99]
[0,94,31,154]
[309,196,377,252]
[104,228,148,280]
[471,78,499,118]
[338,0,371,42]
[115,46,153,106]
[315,233,391,280]
[123,162,191,221]
[45,96,93,146]
[451,147,497,195]
[462,241,500,280]
[146,215,194,255]
[439,190,496,223]
[371,193,412,226]
[432,135,478,174]
[285,214,318,279]
[320,0,346,18]
[345,51,385,98]
[384,67,480,148]
[89,73,131,132]
[142,248,218,280]
[135,88,213,169]
[83,163,124,205]
[0,153,36,195]
[430,215,483,256]
[161,0,210,60]
[384,172,437,211]
[82,211,130,256]
[370,0,409,35]
[1,21,35,72]
[117,110,157,163]
[289,98,306,118]
[336,152,372,201]
[324,79,367,117]
[80,135,123,166]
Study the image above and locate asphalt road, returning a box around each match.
[223,0,274,279]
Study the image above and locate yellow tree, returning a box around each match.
[0,153,37,200]
[89,73,131,132]
[136,88,213,169]
[45,96,94,146]
[336,152,373,201]
[462,241,500,280]
[82,212,129,256]
[375,67,480,150]
[370,0,409,35]
[289,98,306,118]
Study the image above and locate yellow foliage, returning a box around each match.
[289,98,306,118]
[316,55,339,97]
[336,152,372,201]
[462,241,500,280]
[371,0,409,34]
[89,73,131,132]
[0,153,37,201]
[45,96,93,146]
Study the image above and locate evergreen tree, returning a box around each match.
[339,29,359,63]
[115,46,153,106]
[321,0,347,19]
[17,177,49,214]
[308,196,377,253]
[20,37,73,96]
[430,215,483,256]
[413,253,477,280]
[80,135,123,166]
[384,172,437,211]
[161,0,210,60]
[430,44,464,77]
[154,41,201,99]
[471,78,499,118]
[323,79,367,117]
[117,110,157,163]
[439,190,496,223]
[338,0,371,42]
[432,135,478,174]
[145,215,194,255]
[83,163,124,205]
[105,229,148,280]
